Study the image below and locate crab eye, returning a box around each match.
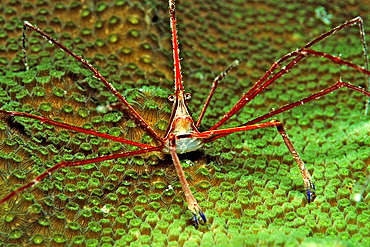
[168,95,175,101]
[185,93,191,100]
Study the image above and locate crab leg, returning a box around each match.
[168,135,206,226]
[0,147,161,204]
[22,21,163,143]
[0,110,154,149]
[210,17,369,130]
[194,120,316,201]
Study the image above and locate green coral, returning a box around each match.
[0,0,369,246]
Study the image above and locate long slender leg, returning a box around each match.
[243,79,370,126]
[210,17,369,130]
[0,147,161,205]
[168,135,206,227]
[275,122,315,202]
[205,80,370,142]
[211,49,370,131]
[193,120,316,202]
[22,21,163,143]
[354,17,370,115]
[22,23,29,70]
[196,60,239,128]
[0,110,154,149]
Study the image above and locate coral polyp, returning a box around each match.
[0,0,370,246]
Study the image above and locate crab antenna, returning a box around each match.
[169,0,184,97]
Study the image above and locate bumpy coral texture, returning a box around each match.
[0,0,369,246]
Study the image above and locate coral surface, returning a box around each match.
[0,0,369,246]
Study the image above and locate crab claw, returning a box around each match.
[307,182,316,203]
[199,210,207,223]
[189,204,207,227]
[192,213,199,227]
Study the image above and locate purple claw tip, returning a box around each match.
[307,186,316,203]
[307,189,312,203]
[200,211,207,223]
[193,214,199,227]
[192,211,207,227]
